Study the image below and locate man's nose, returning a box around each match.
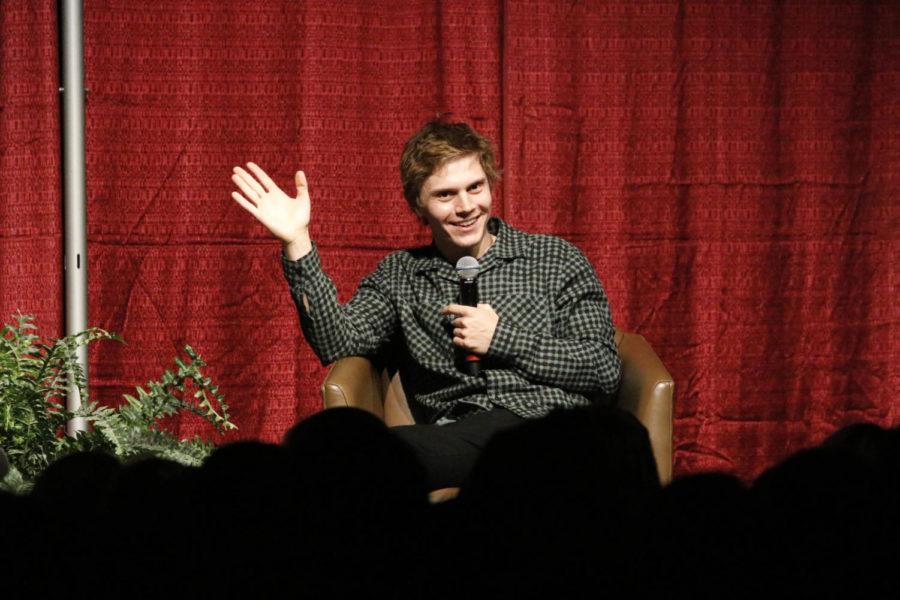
[455,192,475,212]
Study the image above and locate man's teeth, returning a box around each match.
[456,218,477,226]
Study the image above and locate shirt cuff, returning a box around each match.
[280,243,323,289]
[486,317,536,366]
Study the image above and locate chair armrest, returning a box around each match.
[615,333,674,484]
[321,357,385,420]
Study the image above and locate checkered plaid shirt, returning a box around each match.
[281,218,621,422]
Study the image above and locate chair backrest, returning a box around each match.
[614,331,674,483]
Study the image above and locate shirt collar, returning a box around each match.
[488,217,530,260]
[410,217,531,275]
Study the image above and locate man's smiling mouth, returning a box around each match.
[453,216,479,228]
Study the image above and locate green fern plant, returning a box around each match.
[0,313,237,493]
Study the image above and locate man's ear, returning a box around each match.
[412,202,426,223]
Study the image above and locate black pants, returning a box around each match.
[391,407,524,489]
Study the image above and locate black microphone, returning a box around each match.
[455,256,481,376]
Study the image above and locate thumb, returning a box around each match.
[295,170,308,196]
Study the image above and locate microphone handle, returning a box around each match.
[459,278,478,307]
[459,277,481,375]
[463,358,480,377]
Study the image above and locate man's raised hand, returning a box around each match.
[231,163,312,259]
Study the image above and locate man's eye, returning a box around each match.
[468,182,483,192]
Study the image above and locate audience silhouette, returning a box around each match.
[2,411,896,598]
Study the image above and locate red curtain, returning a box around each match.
[2,0,896,481]
[0,1,62,334]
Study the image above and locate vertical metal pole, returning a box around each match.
[60,0,89,435]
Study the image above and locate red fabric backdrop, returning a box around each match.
[0,2,62,334]
[2,0,897,481]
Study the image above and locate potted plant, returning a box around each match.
[0,313,236,493]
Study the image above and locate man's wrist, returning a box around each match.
[282,231,312,261]
[486,318,525,364]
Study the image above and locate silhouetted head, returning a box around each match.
[752,445,889,596]
[283,407,428,514]
[282,408,429,596]
[461,406,659,511]
[31,450,121,512]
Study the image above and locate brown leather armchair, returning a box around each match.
[321,329,674,486]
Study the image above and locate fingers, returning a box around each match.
[443,302,497,357]
[232,167,265,199]
[452,335,484,355]
[441,303,474,317]
[246,162,279,193]
[231,191,260,216]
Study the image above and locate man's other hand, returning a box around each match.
[441,303,499,356]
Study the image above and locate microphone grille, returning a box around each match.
[455,256,480,279]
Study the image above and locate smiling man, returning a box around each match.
[230,120,621,489]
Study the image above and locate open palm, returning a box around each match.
[231,162,310,245]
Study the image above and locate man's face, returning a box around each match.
[416,154,493,263]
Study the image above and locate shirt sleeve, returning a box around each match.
[485,247,621,396]
[281,245,398,365]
